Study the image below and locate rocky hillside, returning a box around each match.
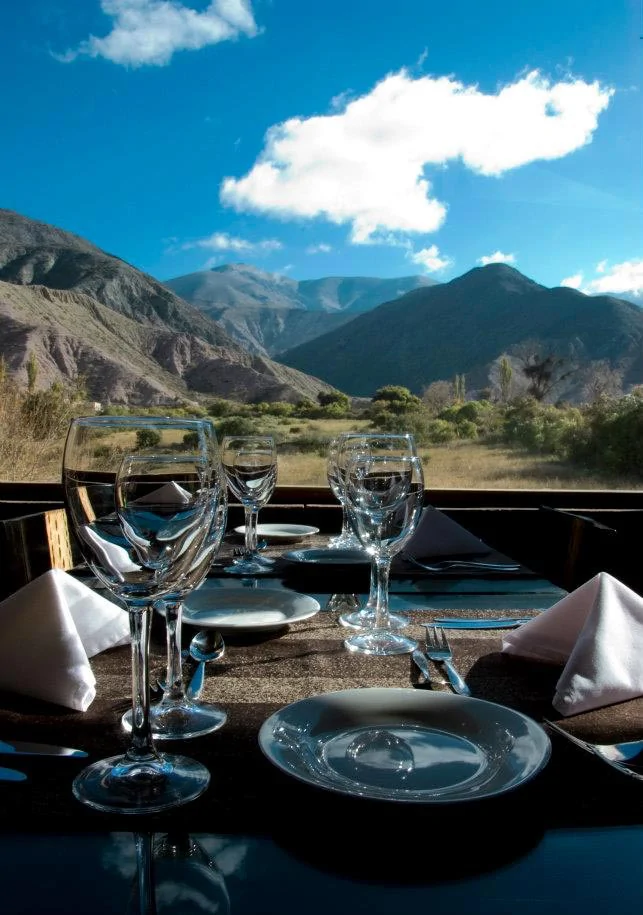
[165,263,437,356]
[0,209,333,404]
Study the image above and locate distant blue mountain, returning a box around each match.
[164,263,438,356]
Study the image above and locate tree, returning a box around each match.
[26,352,38,393]
[453,374,466,403]
[582,360,624,403]
[371,385,422,414]
[511,341,576,402]
[317,390,350,415]
[498,356,513,402]
[421,380,454,415]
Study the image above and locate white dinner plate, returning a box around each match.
[282,547,368,564]
[233,523,319,543]
[258,688,551,803]
[182,583,320,632]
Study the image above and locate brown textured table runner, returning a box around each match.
[1,605,643,835]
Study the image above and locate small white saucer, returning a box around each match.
[234,523,319,543]
[182,583,320,632]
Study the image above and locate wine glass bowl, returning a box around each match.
[62,414,219,814]
[221,435,277,575]
[326,434,363,550]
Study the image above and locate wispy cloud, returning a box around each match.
[182,231,282,253]
[56,0,258,67]
[408,245,452,273]
[221,67,613,244]
[477,250,516,266]
[306,243,333,254]
[562,259,643,297]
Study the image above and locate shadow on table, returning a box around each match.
[271,777,546,884]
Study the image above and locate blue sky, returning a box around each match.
[1,0,641,296]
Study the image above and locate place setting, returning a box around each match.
[4,417,643,838]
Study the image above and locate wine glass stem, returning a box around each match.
[339,502,352,538]
[135,832,157,915]
[372,555,392,630]
[244,506,258,555]
[163,600,186,700]
[128,607,158,760]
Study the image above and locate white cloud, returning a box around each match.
[583,259,643,297]
[561,273,584,289]
[559,261,643,297]
[184,231,282,253]
[477,250,516,266]
[57,0,258,67]
[221,67,613,244]
[409,244,452,273]
[306,243,333,254]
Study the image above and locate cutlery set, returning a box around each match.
[412,617,532,692]
[0,740,88,782]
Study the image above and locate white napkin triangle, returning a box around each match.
[502,572,643,716]
[0,569,130,711]
[403,506,490,558]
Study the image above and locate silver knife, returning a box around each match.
[433,618,533,629]
[412,648,433,684]
[0,740,88,758]
[0,766,27,782]
[412,650,447,686]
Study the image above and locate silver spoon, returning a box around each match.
[186,630,226,701]
[544,719,643,780]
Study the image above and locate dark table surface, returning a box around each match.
[1,530,643,914]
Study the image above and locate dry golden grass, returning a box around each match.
[278,439,643,490]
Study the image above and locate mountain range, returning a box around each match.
[164,264,436,357]
[278,264,643,397]
[1,207,641,406]
[0,209,333,405]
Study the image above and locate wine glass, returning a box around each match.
[334,433,417,631]
[62,414,218,814]
[122,479,228,741]
[221,435,277,575]
[343,452,425,656]
[326,433,363,549]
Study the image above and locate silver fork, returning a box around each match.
[424,625,471,696]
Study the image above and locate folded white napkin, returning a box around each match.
[502,572,643,716]
[132,481,191,504]
[0,569,130,712]
[404,506,491,558]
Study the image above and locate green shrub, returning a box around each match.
[426,419,457,443]
[136,428,161,449]
[215,416,257,437]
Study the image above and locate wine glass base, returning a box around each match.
[327,532,362,549]
[344,629,418,656]
[122,700,227,741]
[72,752,210,814]
[338,608,410,630]
[224,554,275,575]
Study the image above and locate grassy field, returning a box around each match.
[280,436,643,490]
[8,417,643,491]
